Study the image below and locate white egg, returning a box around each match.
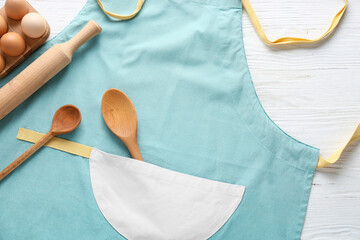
[21,12,46,38]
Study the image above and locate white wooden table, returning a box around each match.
[3,0,359,238]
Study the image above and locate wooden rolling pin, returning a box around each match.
[0,20,102,120]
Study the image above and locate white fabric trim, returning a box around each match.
[90,149,245,240]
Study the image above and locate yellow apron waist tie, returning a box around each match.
[317,123,360,168]
[17,128,93,158]
[16,126,360,168]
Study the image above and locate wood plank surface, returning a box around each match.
[240,1,360,237]
[0,0,358,238]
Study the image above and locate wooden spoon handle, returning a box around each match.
[0,131,54,181]
[129,145,143,161]
[126,137,143,161]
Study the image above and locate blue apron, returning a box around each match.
[0,0,320,239]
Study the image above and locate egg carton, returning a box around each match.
[0,2,50,79]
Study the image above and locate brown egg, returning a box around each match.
[0,54,5,72]
[5,0,29,20]
[0,16,8,37]
[1,32,26,56]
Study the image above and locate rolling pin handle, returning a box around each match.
[63,20,102,55]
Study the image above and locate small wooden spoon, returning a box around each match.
[0,105,81,181]
[102,89,143,161]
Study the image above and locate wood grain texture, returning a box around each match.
[0,131,53,181]
[0,20,101,119]
[242,1,360,238]
[1,0,358,238]
[102,89,143,161]
[0,104,81,181]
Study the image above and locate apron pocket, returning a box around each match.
[89,149,245,240]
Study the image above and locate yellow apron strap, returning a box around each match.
[317,123,360,168]
[16,124,360,168]
[242,0,348,46]
[17,128,93,158]
[96,0,145,20]
[17,126,360,168]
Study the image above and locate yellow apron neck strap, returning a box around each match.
[96,0,145,20]
[16,127,360,168]
[242,0,348,46]
[96,0,348,42]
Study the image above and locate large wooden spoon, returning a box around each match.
[0,105,81,181]
[101,89,143,161]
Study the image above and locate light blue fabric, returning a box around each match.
[0,0,320,239]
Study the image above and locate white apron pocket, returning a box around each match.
[89,149,245,240]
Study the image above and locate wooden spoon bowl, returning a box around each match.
[0,104,81,181]
[102,89,143,161]
[51,105,81,135]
